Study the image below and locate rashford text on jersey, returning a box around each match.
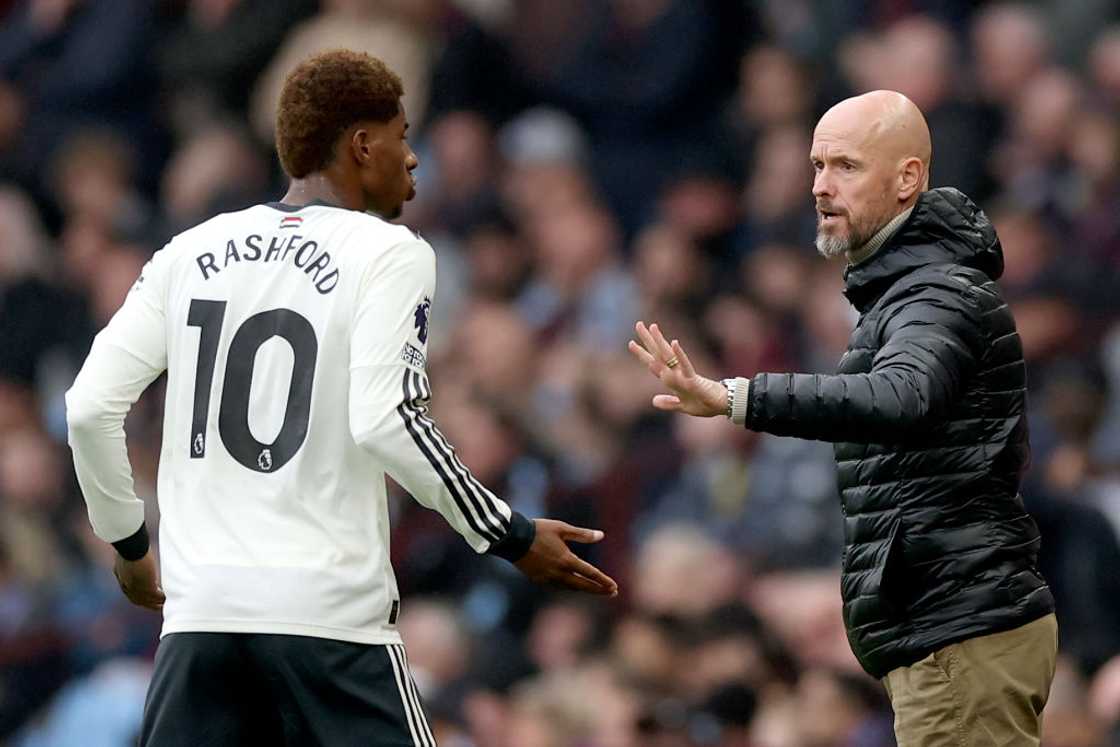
[195,232,340,294]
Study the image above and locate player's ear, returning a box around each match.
[349,127,371,166]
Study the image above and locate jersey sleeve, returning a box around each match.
[348,239,526,556]
[66,248,171,545]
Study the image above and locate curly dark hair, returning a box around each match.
[275,50,404,178]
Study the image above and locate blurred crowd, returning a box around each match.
[4,1,1120,745]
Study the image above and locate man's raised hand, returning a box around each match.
[628,321,728,418]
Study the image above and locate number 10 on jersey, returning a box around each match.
[187,299,318,473]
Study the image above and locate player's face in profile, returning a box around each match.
[362,104,419,219]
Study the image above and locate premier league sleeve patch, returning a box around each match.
[413,296,431,344]
[400,296,432,370]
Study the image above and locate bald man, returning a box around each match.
[631,91,1057,746]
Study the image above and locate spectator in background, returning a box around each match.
[1090,26,1120,106]
[160,123,269,233]
[639,412,841,570]
[496,107,594,226]
[397,598,472,704]
[0,188,57,392]
[410,110,500,239]
[47,130,150,231]
[1067,108,1120,271]
[0,0,157,195]
[429,0,749,232]
[0,429,73,740]
[460,208,532,302]
[158,0,318,125]
[519,202,638,350]
[1043,659,1111,747]
[986,207,1085,382]
[629,523,740,618]
[794,669,894,747]
[656,152,744,267]
[998,67,1085,215]
[633,222,711,320]
[0,429,68,590]
[730,44,817,147]
[971,4,1051,111]
[738,125,818,252]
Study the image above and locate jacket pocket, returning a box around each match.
[878,517,906,615]
[843,516,906,626]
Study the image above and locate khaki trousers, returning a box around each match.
[882,613,1058,747]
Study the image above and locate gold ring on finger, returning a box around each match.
[665,356,680,369]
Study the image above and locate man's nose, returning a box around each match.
[406,149,419,170]
[813,169,833,198]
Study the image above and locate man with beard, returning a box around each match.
[630,90,1057,745]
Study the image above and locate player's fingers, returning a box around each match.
[558,524,605,544]
[652,394,682,411]
[557,572,616,596]
[566,556,618,593]
[648,323,675,360]
[140,595,164,612]
[672,340,696,377]
[132,586,165,611]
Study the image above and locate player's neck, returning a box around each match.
[281,174,361,211]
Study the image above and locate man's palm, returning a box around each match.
[628,321,727,418]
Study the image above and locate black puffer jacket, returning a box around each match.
[745,188,1054,678]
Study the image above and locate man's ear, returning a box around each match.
[349,128,371,166]
[898,157,924,201]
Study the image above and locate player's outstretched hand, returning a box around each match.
[628,321,728,418]
[515,520,618,597]
[113,550,166,612]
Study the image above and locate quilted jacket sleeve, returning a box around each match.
[746,274,987,443]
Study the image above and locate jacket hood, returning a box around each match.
[842,187,1004,312]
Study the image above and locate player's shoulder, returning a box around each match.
[352,211,429,252]
[345,213,433,270]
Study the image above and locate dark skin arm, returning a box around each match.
[113,521,618,611]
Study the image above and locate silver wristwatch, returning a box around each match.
[721,377,750,425]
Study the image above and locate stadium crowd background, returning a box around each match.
[3,0,1120,745]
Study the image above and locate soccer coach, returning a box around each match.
[630,90,1058,745]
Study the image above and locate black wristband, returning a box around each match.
[486,511,536,562]
[112,523,150,561]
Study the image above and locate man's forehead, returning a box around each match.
[813,111,880,152]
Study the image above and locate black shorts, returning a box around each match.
[139,632,436,747]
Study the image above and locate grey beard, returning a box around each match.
[816,231,851,258]
[816,213,882,259]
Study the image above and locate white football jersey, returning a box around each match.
[66,202,516,644]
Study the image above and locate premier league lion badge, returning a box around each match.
[414,297,431,344]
